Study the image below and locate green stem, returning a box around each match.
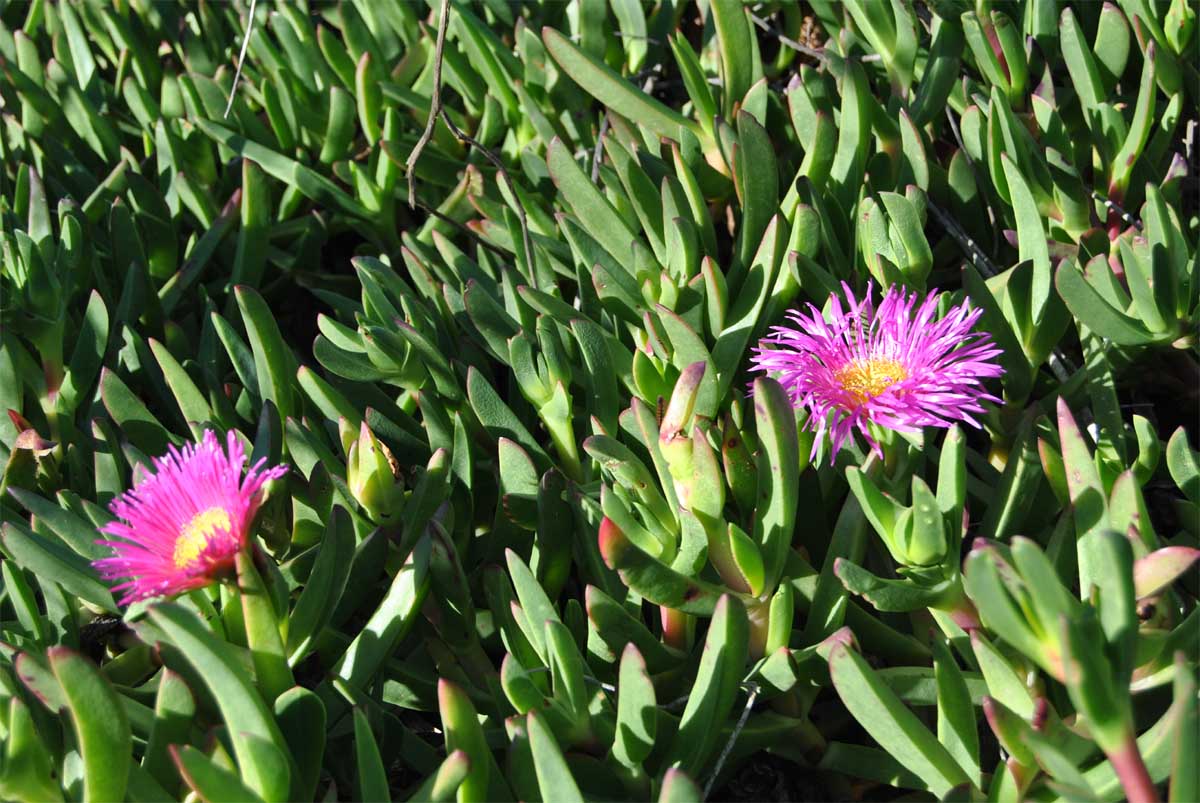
[542,411,583,483]
[746,599,771,660]
[236,548,294,705]
[660,606,691,651]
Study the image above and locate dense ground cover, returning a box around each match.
[0,0,1197,801]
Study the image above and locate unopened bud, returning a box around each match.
[347,422,404,523]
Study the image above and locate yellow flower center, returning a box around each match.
[174,507,231,568]
[834,358,908,405]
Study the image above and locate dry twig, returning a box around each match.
[406,0,535,278]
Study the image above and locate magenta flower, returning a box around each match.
[94,430,288,604]
[751,282,1003,460]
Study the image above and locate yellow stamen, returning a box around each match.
[835,358,908,405]
[174,507,232,568]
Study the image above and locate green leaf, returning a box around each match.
[235,550,294,704]
[438,680,491,803]
[829,643,972,796]
[1057,399,1109,596]
[845,467,905,563]
[711,0,754,116]
[286,505,354,663]
[100,367,172,456]
[195,119,371,220]
[669,33,716,139]
[834,558,955,612]
[666,594,750,775]
[142,668,194,795]
[584,585,684,673]
[274,687,326,802]
[333,536,431,693]
[546,138,639,276]
[657,768,703,802]
[544,619,587,720]
[467,367,552,470]
[712,215,786,397]
[145,603,289,802]
[542,29,702,143]
[171,745,263,803]
[910,20,963,127]
[353,708,390,802]
[148,338,214,436]
[505,548,562,662]
[1135,547,1200,599]
[57,289,110,415]
[1109,43,1157,196]
[1166,427,1200,504]
[236,285,298,427]
[1000,153,1051,322]
[407,750,472,803]
[613,644,656,768]
[526,709,584,803]
[817,742,926,792]
[750,377,800,590]
[1086,531,1137,683]
[48,647,131,803]
[1118,235,1170,334]
[599,518,732,615]
[0,697,64,802]
[733,110,780,288]
[727,522,765,596]
[931,637,981,788]
[829,62,872,210]
[1,521,117,613]
[963,548,1047,675]
[6,486,107,561]
[1168,656,1198,803]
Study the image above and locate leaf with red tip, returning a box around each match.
[598,518,731,615]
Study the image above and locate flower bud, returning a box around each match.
[902,476,948,567]
[347,422,404,523]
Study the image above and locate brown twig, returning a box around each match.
[438,113,535,278]
[406,0,452,209]
[405,0,535,279]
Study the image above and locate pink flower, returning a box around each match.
[751,282,1003,461]
[93,430,288,604]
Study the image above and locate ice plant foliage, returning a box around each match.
[93,430,288,604]
[752,282,1003,459]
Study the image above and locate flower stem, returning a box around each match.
[236,549,294,704]
[1107,733,1159,803]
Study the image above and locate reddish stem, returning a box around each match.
[660,606,689,651]
[1107,733,1160,803]
[1106,206,1125,243]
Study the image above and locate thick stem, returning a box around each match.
[236,549,294,704]
[660,606,691,651]
[746,600,772,660]
[1107,733,1160,803]
[936,590,981,632]
[543,411,583,483]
